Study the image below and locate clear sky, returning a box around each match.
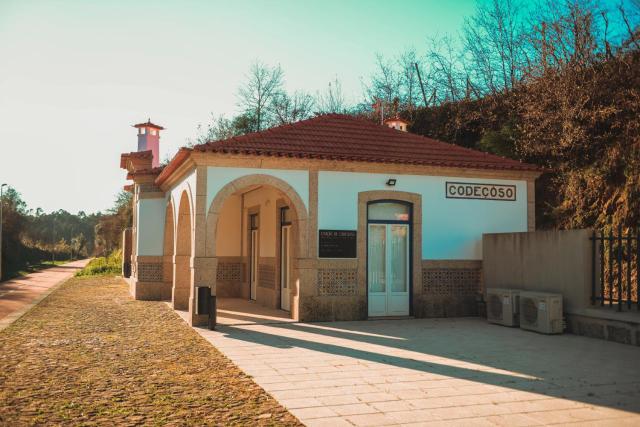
[0,0,478,214]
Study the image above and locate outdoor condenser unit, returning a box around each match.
[486,288,520,327]
[519,291,563,334]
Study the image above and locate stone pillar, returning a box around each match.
[189,166,213,326]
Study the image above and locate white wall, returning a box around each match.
[318,171,528,260]
[207,167,309,214]
[168,169,196,226]
[136,198,166,256]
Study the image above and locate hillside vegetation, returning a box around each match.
[410,48,639,230]
[369,0,640,231]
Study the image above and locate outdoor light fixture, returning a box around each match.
[386,178,397,186]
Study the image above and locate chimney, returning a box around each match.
[383,116,409,132]
[133,118,164,168]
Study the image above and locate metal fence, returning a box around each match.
[590,225,639,311]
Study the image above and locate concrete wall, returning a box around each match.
[482,229,593,312]
[319,171,528,260]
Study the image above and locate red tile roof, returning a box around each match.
[120,150,153,169]
[192,114,539,172]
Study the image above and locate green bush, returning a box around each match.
[76,250,122,277]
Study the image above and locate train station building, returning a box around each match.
[120,115,540,326]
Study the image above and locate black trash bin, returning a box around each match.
[195,285,216,330]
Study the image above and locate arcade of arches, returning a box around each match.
[159,177,307,326]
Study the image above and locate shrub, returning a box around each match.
[76,250,122,277]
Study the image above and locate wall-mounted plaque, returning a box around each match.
[445,182,516,201]
[319,230,357,258]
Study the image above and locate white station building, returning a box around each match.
[120,115,540,326]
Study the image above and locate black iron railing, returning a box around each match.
[590,225,639,311]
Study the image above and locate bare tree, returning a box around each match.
[398,49,424,111]
[365,54,401,108]
[270,90,315,125]
[618,1,640,50]
[463,0,527,94]
[426,35,464,102]
[237,61,284,131]
[529,0,605,71]
[317,76,347,113]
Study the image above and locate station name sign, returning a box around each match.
[445,181,516,201]
[319,230,357,258]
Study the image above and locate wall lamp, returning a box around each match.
[386,178,397,186]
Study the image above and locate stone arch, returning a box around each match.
[205,174,310,321]
[205,174,308,259]
[173,190,193,310]
[161,199,175,300]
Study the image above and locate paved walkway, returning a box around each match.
[0,259,89,330]
[192,317,640,426]
[217,297,296,326]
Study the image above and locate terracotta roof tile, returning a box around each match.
[120,150,153,169]
[192,114,539,172]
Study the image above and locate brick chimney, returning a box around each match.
[133,119,164,168]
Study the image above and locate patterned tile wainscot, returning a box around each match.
[138,263,163,282]
[317,269,357,296]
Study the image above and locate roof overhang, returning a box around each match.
[120,150,153,171]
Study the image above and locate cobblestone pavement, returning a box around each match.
[196,318,640,426]
[0,276,301,426]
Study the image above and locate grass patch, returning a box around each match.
[75,250,121,277]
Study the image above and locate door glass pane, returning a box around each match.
[368,202,410,221]
[368,225,386,292]
[390,225,408,292]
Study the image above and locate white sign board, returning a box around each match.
[446,182,517,201]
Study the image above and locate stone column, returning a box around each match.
[189,166,216,326]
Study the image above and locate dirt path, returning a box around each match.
[0,259,90,328]
[0,276,301,426]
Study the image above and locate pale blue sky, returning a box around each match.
[1,0,478,213]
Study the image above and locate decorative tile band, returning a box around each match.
[422,268,481,295]
[318,269,358,296]
[216,263,242,282]
[138,262,163,282]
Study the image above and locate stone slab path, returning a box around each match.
[0,259,89,330]
[193,318,640,426]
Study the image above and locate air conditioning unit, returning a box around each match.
[519,291,563,334]
[486,288,520,327]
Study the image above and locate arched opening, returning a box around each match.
[173,191,192,310]
[206,175,309,325]
[161,200,175,300]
